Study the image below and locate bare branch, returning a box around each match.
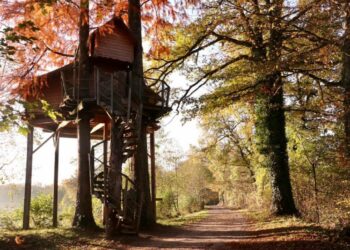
[174,54,251,111]
[44,43,75,58]
[211,32,253,48]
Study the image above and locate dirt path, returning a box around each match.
[119,206,348,250]
[1,206,348,249]
[120,207,248,249]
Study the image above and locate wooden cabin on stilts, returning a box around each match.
[21,17,170,233]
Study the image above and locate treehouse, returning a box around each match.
[26,18,170,138]
[22,17,170,232]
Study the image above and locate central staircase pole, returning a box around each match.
[105,118,124,238]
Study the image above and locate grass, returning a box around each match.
[0,226,128,250]
[0,227,103,249]
[247,209,317,230]
[243,209,337,243]
[0,210,209,249]
[157,210,208,226]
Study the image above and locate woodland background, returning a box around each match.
[0,0,350,233]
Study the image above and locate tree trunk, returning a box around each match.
[343,6,350,162]
[73,113,96,228]
[105,118,123,238]
[134,124,155,227]
[128,0,143,101]
[253,1,298,216]
[255,74,299,216]
[129,0,155,226]
[72,0,96,229]
[343,7,350,235]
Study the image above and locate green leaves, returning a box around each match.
[0,21,39,63]
[0,99,23,133]
[0,98,61,136]
[40,100,61,122]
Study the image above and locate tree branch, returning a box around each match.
[43,43,74,58]
[174,54,251,111]
[211,31,253,48]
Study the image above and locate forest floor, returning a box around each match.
[0,206,349,249]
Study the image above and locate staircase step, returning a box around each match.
[120,229,137,235]
[123,144,137,149]
[123,136,138,140]
[124,137,138,143]
[123,130,135,135]
[93,180,104,184]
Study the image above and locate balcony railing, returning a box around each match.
[146,78,170,109]
[60,66,170,115]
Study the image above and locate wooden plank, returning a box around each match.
[53,132,60,227]
[57,120,71,130]
[33,133,55,154]
[111,73,114,112]
[23,126,34,229]
[90,123,104,134]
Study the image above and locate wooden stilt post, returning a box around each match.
[150,132,156,220]
[53,132,60,227]
[23,126,34,230]
[103,122,108,225]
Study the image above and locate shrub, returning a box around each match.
[92,197,103,226]
[59,200,74,227]
[0,208,22,230]
[158,190,178,218]
[183,196,203,213]
[30,193,53,228]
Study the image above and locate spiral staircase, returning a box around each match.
[59,66,169,234]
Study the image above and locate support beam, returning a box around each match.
[53,132,60,227]
[90,123,105,135]
[103,123,108,226]
[23,126,34,230]
[150,132,156,220]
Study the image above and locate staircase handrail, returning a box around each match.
[145,77,171,108]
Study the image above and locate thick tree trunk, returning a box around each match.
[72,0,96,228]
[73,113,96,228]
[343,7,350,162]
[252,1,298,216]
[342,4,350,236]
[129,0,155,226]
[255,74,299,216]
[128,0,143,100]
[134,124,155,227]
[105,118,123,238]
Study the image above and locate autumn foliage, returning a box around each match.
[0,0,198,97]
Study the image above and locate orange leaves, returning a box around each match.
[141,0,199,58]
[0,0,79,95]
[1,0,200,96]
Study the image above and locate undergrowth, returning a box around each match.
[157,210,208,226]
